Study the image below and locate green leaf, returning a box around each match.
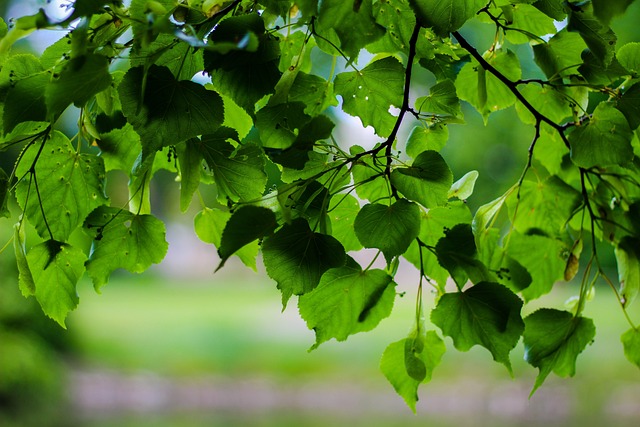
[435,223,492,287]
[256,102,311,149]
[131,33,204,81]
[567,1,617,66]
[369,0,418,55]
[414,79,463,120]
[507,176,582,236]
[15,131,109,241]
[199,131,268,203]
[391,150,453,208]
[268,115,335,169]
[456,49,522,121]
[203,14,281,112]
[516,84,575,125]
[617,42,640,75]
[287,72,337,117]
[329,194,364,252]
[615,237,640,308]
[334,56,405,136]
[533,29,587,80]
[592,0,635,26]
[621,328,640,369]
[351,149,389,203]
[315,0,385,59]
[617,82,640,130]
[262,218,346,305]
[354,200,421,261]
[533,0,566,20]
[84,207,169,290]
[409,0,486,37]
[431,281,524,372]
[500,4,557,45]
[13,225,35,297]
[506,232,567,300]
[569,102,634,168]
[298,266,395,349]
[0,167,9,218]
[27,240,86,327]
[45,53,112,118]
[194,207,259,271]
[380,330,446,412]
[1,54,48,133]
[448,170,478,200]
[119,65,224,158]
[218,206,277,269]
[523,309,595,394]
[175,139,203,212]
[95,123,142,172]
[405,124,449,158]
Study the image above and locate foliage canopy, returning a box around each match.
[1,0,640,410]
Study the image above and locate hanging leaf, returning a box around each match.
[621,328,640,369]
[391,150,453,208]
[299,266,396,348]
[523,309,595,394]
[409,0,486,37]
[354,200,421,262]
[84,207,169,290]
[615,237,640,308]
[567,1,617,66]
[262,218,346,305]
[431,281,524,373]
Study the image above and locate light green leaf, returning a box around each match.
[194,207,259,271]
[354,200,421,261]
[405,124,449,159]
[431,281,524,372]
[567,1,617,66]
[262,218,346,305]
[533,29,587,80]
[523,309,595,394]
[1,54,48,133]
[409,0,486,37]
[516,84,575,125]
[329,194,364,252]
[615,237,640,308]
[506,176,581,236]
[218,206,277,269]
[456,49,522,121]
[569,102,634,168]
[351,149,389,203]
[501,3,557,45]
[176,139,203,212]
[84,207,169,291]
[415,79,463,120]
[14,224,35,297]
[119,65,224,158]
[448,170,478,200]
[391,150,453,208]
[621,328,640,369]
[369,0,418,55]
[287,72,337,117]
[506,232,567,300]
[299,266,395,349]
[315,0,385,59]
[617,42,640,75]
[96,123,142,172]
[334,56,405,136]
[27,240,86,327]
[380,330,446,412]
[15,131,109,241]
[45,53,111,118]
[256,102,311,149]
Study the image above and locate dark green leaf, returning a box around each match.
[533,0,566,20]
[567,2,617,66]
[592,0,634,26]
[569,102,634,168]
[27,240,86,327]
[523,309,595,394]
[405,124,449,158]
[369,0,417,55]
[0,167,8,218]
[380,331,446,412]
[354,200,421,261]
[15,131,109,241]
[262,218,346,305]
[431,281,524,372]
[119,65,224,158]
[391,150,453,208]
[298,266,395,348]
[315,0,385,59]
[410,0,486,37]
[176,139,203,212]
[533,29,587,80]
[84,207,169,290]
[194,207,258,271]
[435,223,492,287]
[218,206,277,269]
[334,56,405,136]
[1,54,48,133]
[617,82,640,130]
[256,102,311,149]
[414,79,463,120]
[45,53,111,118]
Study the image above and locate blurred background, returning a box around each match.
[1,1,640,426]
